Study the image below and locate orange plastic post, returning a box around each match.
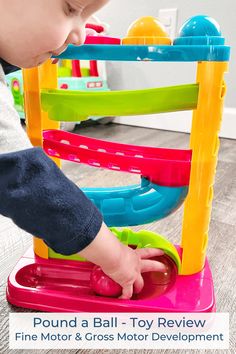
[23,67,42,146]
[38,60,60,134]
[23,60,60,146]
[181,61,228,275]
[23,60,60,259]
[33,238,49,259]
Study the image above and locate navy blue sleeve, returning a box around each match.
[0,147,103,255]
[0,58,19,75]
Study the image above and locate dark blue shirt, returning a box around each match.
[0,58,19,75]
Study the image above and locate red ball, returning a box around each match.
[90,265,122,297]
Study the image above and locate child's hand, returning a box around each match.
[79,222,166,299]
[101,245,166,299]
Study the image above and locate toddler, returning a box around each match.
[0,0,165,300]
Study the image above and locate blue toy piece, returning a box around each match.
[82,177,188,227]
[179,15,222,37]
[174,15,225,45]
[55,43,230,62]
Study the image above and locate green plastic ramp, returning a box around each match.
[41,84,199,122]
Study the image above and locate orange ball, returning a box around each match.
[122,16,171,45]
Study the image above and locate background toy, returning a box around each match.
[6,15,230,312]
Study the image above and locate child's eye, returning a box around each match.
[66,2,78,16]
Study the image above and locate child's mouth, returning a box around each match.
[51,58,59,64]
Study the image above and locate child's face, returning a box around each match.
[0,0,108,68]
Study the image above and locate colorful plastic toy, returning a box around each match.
[122,16,171,45]
[41,83,198,121]
[43,129,192,186]
[6,15,230,312]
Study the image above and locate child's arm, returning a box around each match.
[0,147,165,299]
[0,65,32,153]
[0,63,103,254]
[0,147,103,255]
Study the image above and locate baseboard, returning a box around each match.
[113,108,236,139]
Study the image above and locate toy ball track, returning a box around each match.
[43,130,191,226]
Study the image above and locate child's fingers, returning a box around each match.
[133,274,144,294]
[119,283,133,300]
[136,247,164,259]
[140,259,166,273]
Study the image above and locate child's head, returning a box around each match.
[0,0,108,68]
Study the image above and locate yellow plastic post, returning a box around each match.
[181,61,228,275]
[23,67,42,146]
[61,59,72,69]
[23,60,60,259]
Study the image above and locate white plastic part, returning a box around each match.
[158,8,178,40]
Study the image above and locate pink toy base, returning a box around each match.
[6,247,215,312]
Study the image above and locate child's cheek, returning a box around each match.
[37,25,68,53]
